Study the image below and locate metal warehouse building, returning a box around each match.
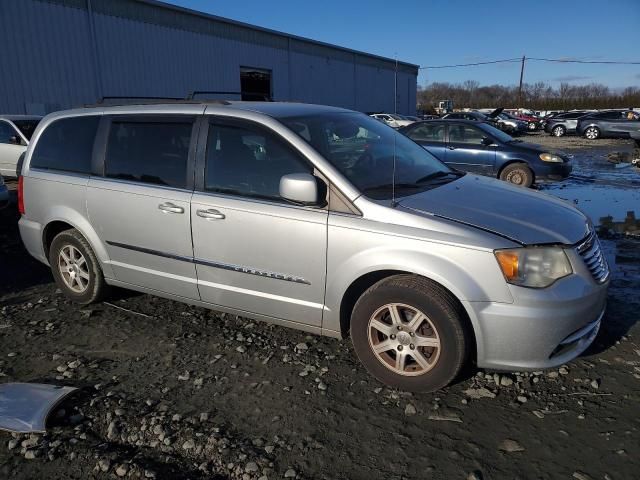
[0,0,418,115]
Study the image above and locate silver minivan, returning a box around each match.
[18,102,609,392]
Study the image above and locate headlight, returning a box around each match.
[539,153,564,163]
[494,247,572,288]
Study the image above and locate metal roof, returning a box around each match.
[37,0,419,74]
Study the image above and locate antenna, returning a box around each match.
[391,129,397,207]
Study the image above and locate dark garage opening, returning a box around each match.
[240,67,272,101]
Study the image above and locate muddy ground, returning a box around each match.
[1,135,639,480]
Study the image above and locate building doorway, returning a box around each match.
[240,67,272,101]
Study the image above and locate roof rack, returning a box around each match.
[187,91,272,101]
[82,96,233,108]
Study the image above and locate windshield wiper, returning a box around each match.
[415,171,462,184]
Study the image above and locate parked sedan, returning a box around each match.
[0,115,42,178]
[0,174,9,209]
[442,110,501,129]
[399,119,571,187]
[577,110,640,139]
[369,113,414,129]
[544,111,588,137]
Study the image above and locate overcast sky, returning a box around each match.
[165,0,640,89]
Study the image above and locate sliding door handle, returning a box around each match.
[197,208,225,220]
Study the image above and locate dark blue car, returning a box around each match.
[399,120,572,187]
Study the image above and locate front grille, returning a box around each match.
[576,232,609,283]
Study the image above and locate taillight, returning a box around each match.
[18,176,25,215]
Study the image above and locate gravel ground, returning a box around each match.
[1,139,640,480]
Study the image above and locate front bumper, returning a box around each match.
[534,161,572,181]
[0,185,9,209]
[466,264,609,371]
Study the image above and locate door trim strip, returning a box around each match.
[106,240,311,285]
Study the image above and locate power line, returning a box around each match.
[528,57,640,65]
[419,58,520,69]
[420,57,640,69]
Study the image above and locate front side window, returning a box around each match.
[105,119,193,189]
[0,121,17,144]
[448,125,485,144]
[280,112,456,200]
[407,123,445,142]
[30,116,99,174]
[205,121,311,201]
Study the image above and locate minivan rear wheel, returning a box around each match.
[350,275,470,392]
[499,163,534,187]
[49,229,108,304]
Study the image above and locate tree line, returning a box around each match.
[417,80,640,112]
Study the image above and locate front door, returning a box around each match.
[445,123,496,175]
[191,118,328,327]
[87,115,200,299]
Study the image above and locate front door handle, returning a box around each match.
[158,202,184,214]
[197,208,225,220]
[447,146,456,150]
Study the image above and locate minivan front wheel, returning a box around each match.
[351,275,470,392]
[49,229,108,304]
[499,163,533,187]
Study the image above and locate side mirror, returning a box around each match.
[9,135,21,145]
[280,173,321,205]
[481,137,494,146]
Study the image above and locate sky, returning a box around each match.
[164,0,640,89]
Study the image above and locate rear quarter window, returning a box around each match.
[30,116,100,174]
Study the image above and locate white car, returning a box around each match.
[0,115,42,178]
[370,113,414,129]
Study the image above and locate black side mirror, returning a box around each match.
[9,135,21,145]
[481,137,493,146]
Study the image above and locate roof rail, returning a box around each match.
[81,96,232,108]
[187,90,272,101]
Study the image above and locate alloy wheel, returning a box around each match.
[58,245,90,293]
[585,127,599,139]
[367,303,441,377]
[553,126,564,137]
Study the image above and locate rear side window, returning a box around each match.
[407,123,445,142]
[105,119,193,189]
[30,116,99,174]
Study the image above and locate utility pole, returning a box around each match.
[518,55,526,106]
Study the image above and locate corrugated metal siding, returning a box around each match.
[1,0,417,115]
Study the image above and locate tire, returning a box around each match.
[499,163,534,188]
[49,229,108,304]
[584,126,600,140]
[350,275,470,392]
[552,125,566,137]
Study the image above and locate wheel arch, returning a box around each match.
[337,270,478,363]
[497,160,535,182]
[41,208,114,278]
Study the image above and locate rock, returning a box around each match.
[547,371,559,379]
[236,345,247,353]
[590,379,600,389]
[517,396,528,403]
[116,464,129,477]
[463,388,496,399]
[404,404,417,416]
[559,366,569,375]
[182,439,195,450]
[284,468,297,478]
[295,343,308,352]
[428,413,462,423]
[245,462,259,473]
[99,459,111,472]
[467,472,483,480]
[498,439,525,452]
[500,376,513,387]
[107,421,120,440]
[317,382,327,391]
[7,439,19,450]
[24,450,38,460]
[573,472,593,480]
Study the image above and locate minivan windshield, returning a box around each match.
[279,112,459,200]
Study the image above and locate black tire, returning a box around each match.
[552,125,566,137]
[584,126,600,140]
[499,163,534,188]
[49,229,108,304]
[350,275,470,392]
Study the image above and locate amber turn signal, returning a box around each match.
[495,250,519,281]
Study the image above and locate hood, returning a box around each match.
[398,175,589,245]
[487,107,504,118]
